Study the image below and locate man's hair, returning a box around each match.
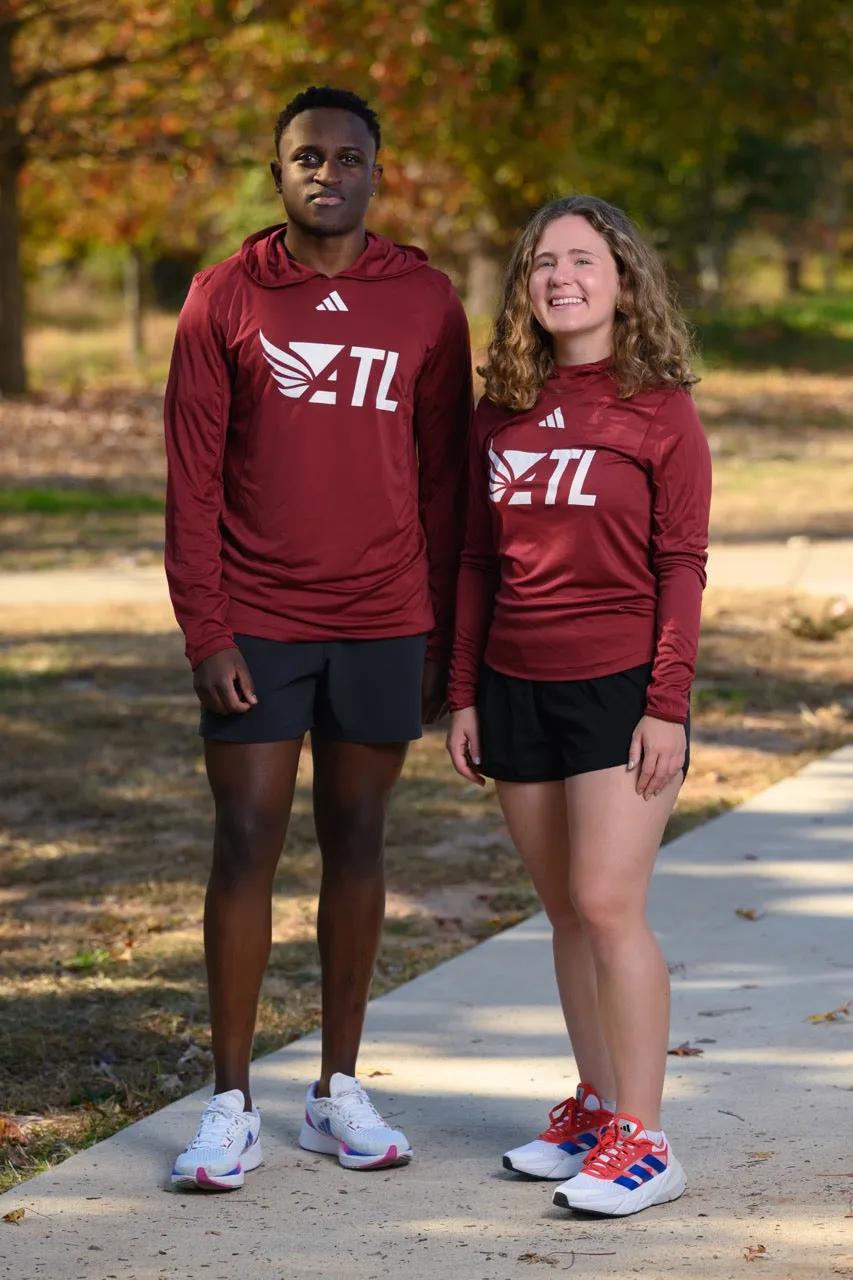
[274,86,381,158]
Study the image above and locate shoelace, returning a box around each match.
[189,1099,244,1150]
[331,1085,386,1132]
[541,1096,583,1140]
[582,1119,650,1175]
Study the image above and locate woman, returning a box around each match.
[446,195,711,1217]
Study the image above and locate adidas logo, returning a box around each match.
[539,407,565,429]
[316,290,348,312]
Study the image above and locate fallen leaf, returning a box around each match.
[744,1244,767,1261]
[2,1209,24,1224]
[365,1070,392,1078]
[176,1043,213,1069]
[668,1041,704,1057]
[748,1152,774,1160]
[518,1254,559,1267]
[735,908,765,921]
[806,1001,851,1024]
[156,1073,182,1096]
[0,1118,26,1144]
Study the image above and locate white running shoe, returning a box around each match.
[299,1072,413,1171]
[552,1114,686,1216]
[503,1082,612,1179]
[171,1089,262,1191]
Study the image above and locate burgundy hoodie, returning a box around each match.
[448,361,712,723]
[164,226,472,669]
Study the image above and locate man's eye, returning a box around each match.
[340,154,361,165]
[297,153,320,166]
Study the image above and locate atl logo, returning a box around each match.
[260,331,399,411]
[488,446,598,506]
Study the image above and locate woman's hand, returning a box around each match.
[446,706,485,786]
[628,715,686,799]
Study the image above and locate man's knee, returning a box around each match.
[211,804,285,886]
[317,795,386,873]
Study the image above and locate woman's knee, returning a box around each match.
[569,880,644,943]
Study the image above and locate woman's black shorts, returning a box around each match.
[476,662,690,784]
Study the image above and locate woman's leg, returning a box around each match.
[564,765,681,1130]
[496,779,615,1101]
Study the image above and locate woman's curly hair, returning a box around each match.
[481,195,698,409]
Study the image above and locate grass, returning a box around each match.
[694,295,853,372]
[0,489,163,515]
[1,587,852,1192]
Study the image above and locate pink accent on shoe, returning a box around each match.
[354,1145,398,1169]
[196,1166,240,1188]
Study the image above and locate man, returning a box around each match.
[165,85,472,1189]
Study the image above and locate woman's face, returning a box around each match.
[528,214,620,362]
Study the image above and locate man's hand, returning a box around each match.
[422,659,448,725]
[446,706,485,786]
[193,647,258,715]
[627,715,686,799]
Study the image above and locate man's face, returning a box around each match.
[271,108,382,238]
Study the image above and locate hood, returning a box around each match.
[240,224,429,288]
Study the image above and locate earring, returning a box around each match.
[275,185,282,193]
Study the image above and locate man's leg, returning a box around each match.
[204,738,303,1108]
[310,735,408,1095]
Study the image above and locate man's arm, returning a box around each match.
[412,281,474,692]
[164,278,239,672]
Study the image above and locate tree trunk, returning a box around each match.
[0,24,27,395]
[785,251,804,295]
[124,244,145,362]
[696,242,725,313]
[823,174,845,295]
[464,244,504,319]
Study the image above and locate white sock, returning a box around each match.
[601,1098,616,1113]
[644,1128,665,1146]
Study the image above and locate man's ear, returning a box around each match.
[270,160,282,194]
[370,162,383,196]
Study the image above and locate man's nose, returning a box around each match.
[314,160,342,185]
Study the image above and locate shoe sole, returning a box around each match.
[502,1154,585,1181]
[171,1138,263,1191]
[299,1122,413,1171]
[553,1157,686,1217]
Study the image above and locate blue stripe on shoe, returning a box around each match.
[558,1130,598,1154]
[628,1163,654,1183]
[615,1175,638,1189]
[644,1154,666,1173]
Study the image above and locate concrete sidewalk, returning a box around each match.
[1,537,851,609]
[2,750,853,1279]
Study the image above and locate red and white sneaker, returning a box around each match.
[502,1083,613,1180]
[552,1114,686,1216]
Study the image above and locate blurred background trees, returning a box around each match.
[3,0,852,392]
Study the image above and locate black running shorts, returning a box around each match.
[476,662,690,783]
[199,633,428,744]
